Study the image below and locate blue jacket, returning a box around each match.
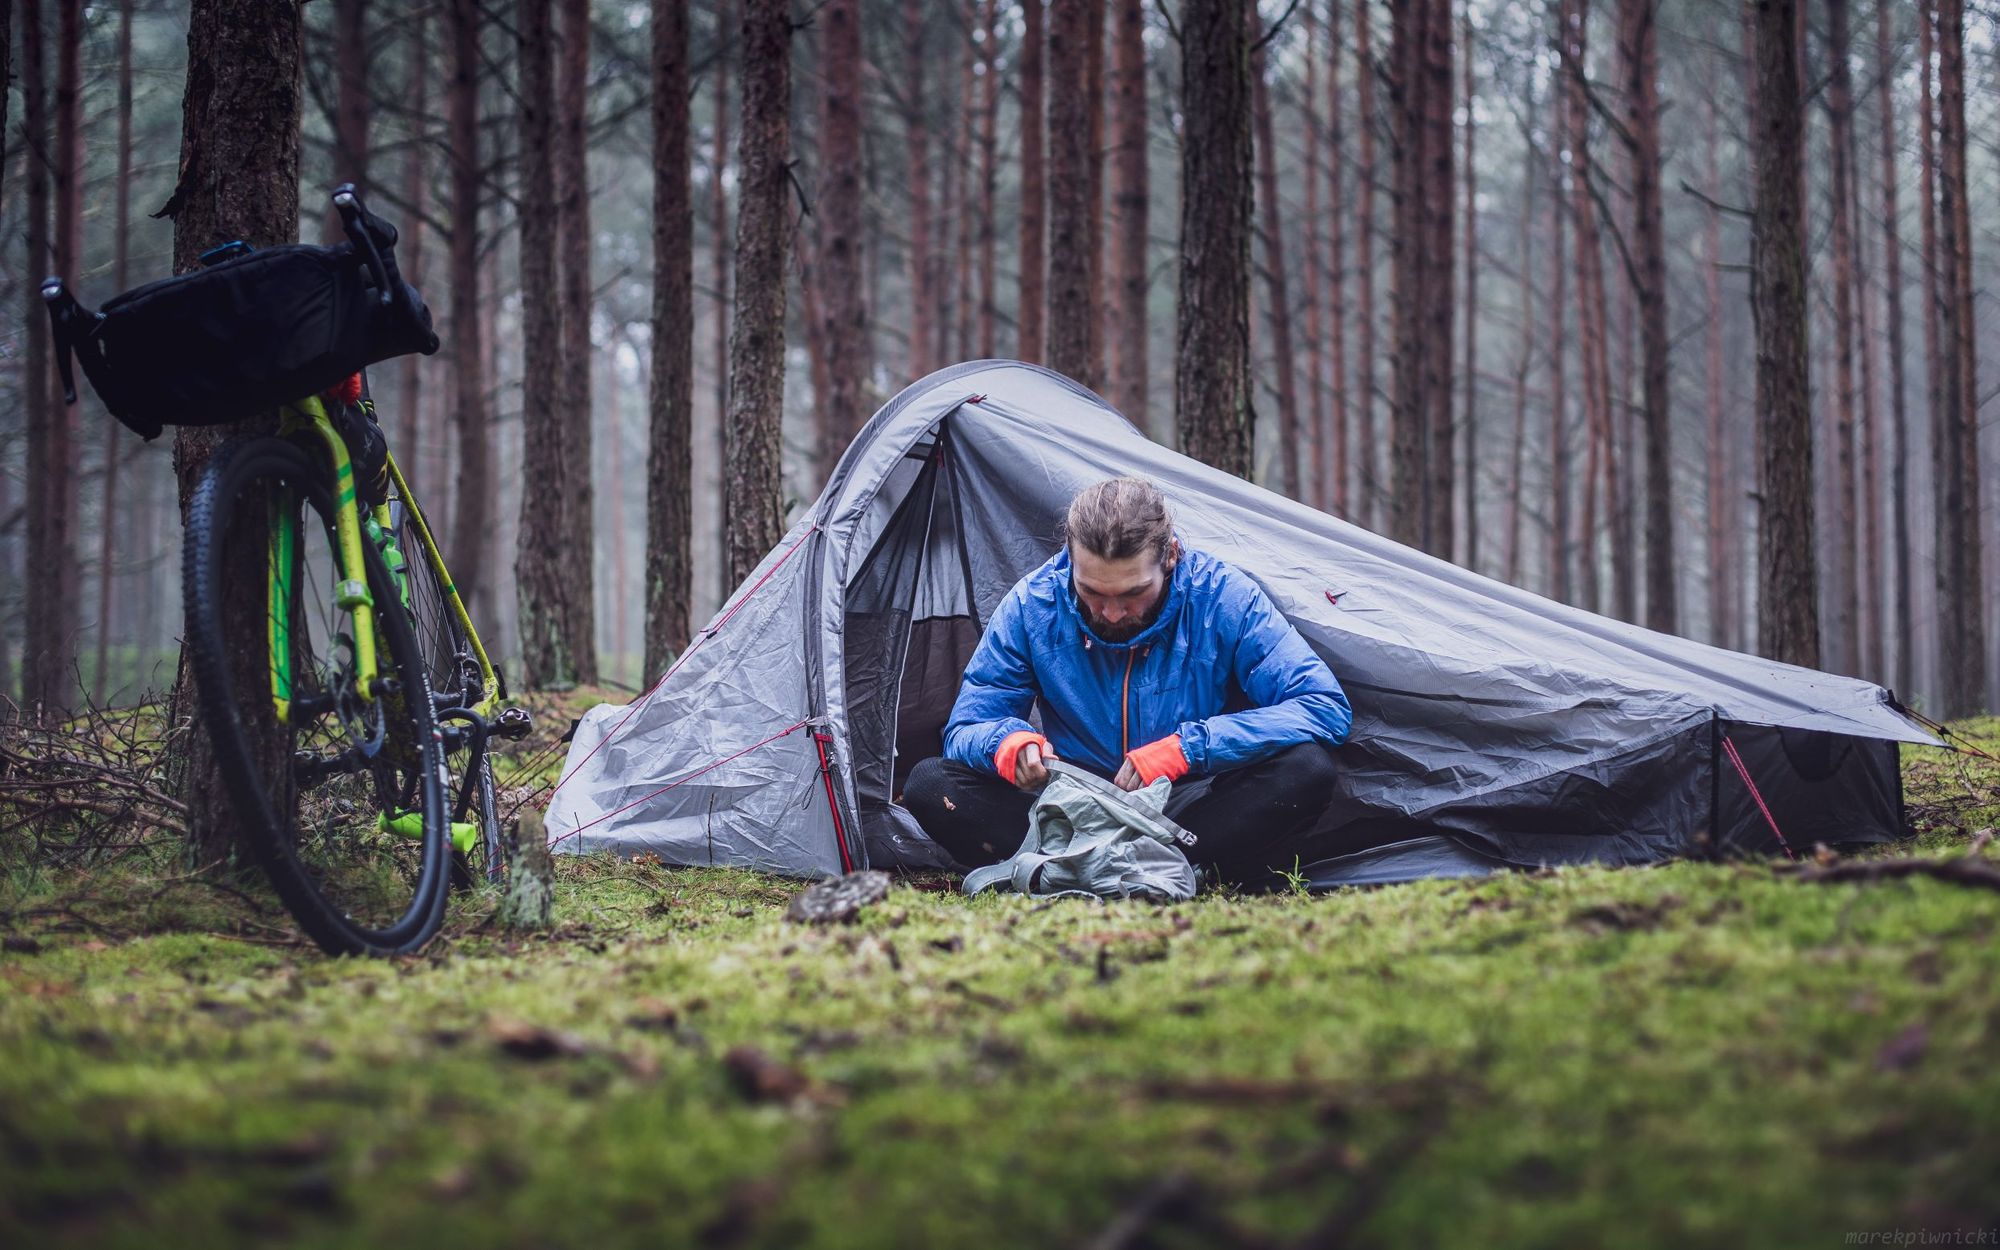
[942,545,1352,777]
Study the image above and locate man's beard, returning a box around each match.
[1081,596,1164,643]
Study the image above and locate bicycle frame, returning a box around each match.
[266,395,501,727]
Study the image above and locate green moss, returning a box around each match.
[4,723,1999,1247]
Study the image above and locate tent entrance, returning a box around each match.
[841,423,985,857]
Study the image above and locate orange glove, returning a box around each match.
[994,730,1052,786]
[1124,734,1189,786]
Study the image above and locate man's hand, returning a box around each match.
[1014,742,1056,792]
[1112,758,1143,791]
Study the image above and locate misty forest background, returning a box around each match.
[0,0,1995,723]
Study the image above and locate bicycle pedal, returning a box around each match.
[493,706,534,740]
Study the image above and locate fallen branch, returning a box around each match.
[1786,856,2000,893]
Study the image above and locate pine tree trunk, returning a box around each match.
[328,0,369,242]
[1353,0,1377,524]
[1563,0,1612,614]
[1047,0,1096,384]
[817,0,867,459]
[1326,0,1350,514]
[1300,2,1328,509]
[18,0,48,710]
[1750,0,1819,669]
[1620,0,1673,633]
[711,0,733,607]
[1917,0,1943,705]
[1505,95,1535,588]
[555,0,598,684]
[976,0,999,358]
[94,0,137,705]
[1545,81,1571,605]
[1106,0,1147,428]
[1703,94,1731,648]
[1251,35,1301,500]
[515,0,575,688]
[1875,0,1912,696]
[0,0,9,223]
[1933,0,1985,716]
[446,0,493,628]
[1421,0,1454,561]
[1838,0,1882,681]
[726,0,792,585]
[1084,0,1106,387]
[1459,3,1476,572]
[1017,0,1046,364]
[953,13,975,360]
[164,0,303,867]
[1174,0,1253,478]
[904,0,933,379]
[1821,0,1860,674]
[1387,0,1424,546]
[644,0,692,677]
[399,11,428,509]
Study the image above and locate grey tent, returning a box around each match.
[545,361,1932,886]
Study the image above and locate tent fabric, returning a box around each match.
[545,360,1931,887]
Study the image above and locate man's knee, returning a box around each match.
[901,757,961,820]
[1260,742,1341,804]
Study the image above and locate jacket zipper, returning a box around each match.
[1121,649,1136,757]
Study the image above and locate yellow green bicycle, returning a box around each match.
[43,184,528,956]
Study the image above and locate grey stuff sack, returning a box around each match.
[961,761,1199,901]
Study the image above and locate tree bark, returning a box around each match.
[903,0,933,379]
[1545,57,1571,604]
[953,9,975,360]
[515,0,574,688]
[644,0,693,676]
[164,0,303,866]
[1047,0,1096,384]
[1251,33,1300,500]
[1106,0,1147,427]
[1300,2,1328,509]
[1821,0,1860,674]
[1174,0,1253,478]
[555,0,598,684]
[1875,0,1911,696]
[94,0,138,705]
[1420,0,1454,558]
[1619,0,1672,633]
[1932,0,1985,716]
[1084,0,1106,387]
[1917,0,1943,703]
[1018,0,1046,364]
[445,0,492,629]
[1750,0,1819,668]
[726,0,792,585]
[1505,96,1535,588]
[1562,0,1613,614]
[1458,2,1476,571]
[0,0,9,223]
[1702,94,1732,648]
[976,0,999,358]
[19,0,50,710]
[1387,0,1424,546]
[816,0,867,462]
[398,11,429,510]
[1353,0,1378,523]
[1326,0,1350,514]
[711,0,733,607]
[326,0,369,243]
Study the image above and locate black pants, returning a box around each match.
[901,743,1340,888]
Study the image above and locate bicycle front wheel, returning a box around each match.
[183,436,450,956]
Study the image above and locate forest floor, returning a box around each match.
[2,696,1998,1249]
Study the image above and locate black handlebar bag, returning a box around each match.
[46,238,440,440]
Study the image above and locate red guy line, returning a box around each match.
[1721,733,1796,862]
[550,718,814,845]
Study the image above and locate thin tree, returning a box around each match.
[1561,0,1613,613]
[1545,75,1571,604]
[398,12,429,509]
[711,0,733,604]
[1702,92,1732,647]
[1619,0,1673,632]
[555,0,598,683]
[1388,0,1451,555]
[1459,1,1476,570]
[1047,0,1096,384]
[1251,33,1300,499]
[0,0,9,221]
[1106,0,1147,426]
[1420,0,1453,559]
[952,9,975,359]
[904,0,934,378]
[1175,0,1253,477]
[1018,0,1046,363]
[644,0,693,675]
[164,0,304,865]
[976,0,999,356]
[446,0,493,627]
[333,0,369,191]
[1352,0,1377,521]
[1505,99,1536,587]
[726,0,792,584]
[1916,0,1942,694]
[1875,0,1911,695]
[817,0,867,459]
[1821,0,1861,673]
[19,0,51,709]
[515,0,575,688]
[1932,0,1984,715]
[1325,0,1350,513]
[1300,2,1329,508]
[94,0,138,704]
[1084,0,1106,386]
[1749,0,1819,668]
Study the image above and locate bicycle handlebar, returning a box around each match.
[332,183,396,308]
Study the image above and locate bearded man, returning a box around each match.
[901,476,1352,887]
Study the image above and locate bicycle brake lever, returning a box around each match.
[333,187,395,308]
